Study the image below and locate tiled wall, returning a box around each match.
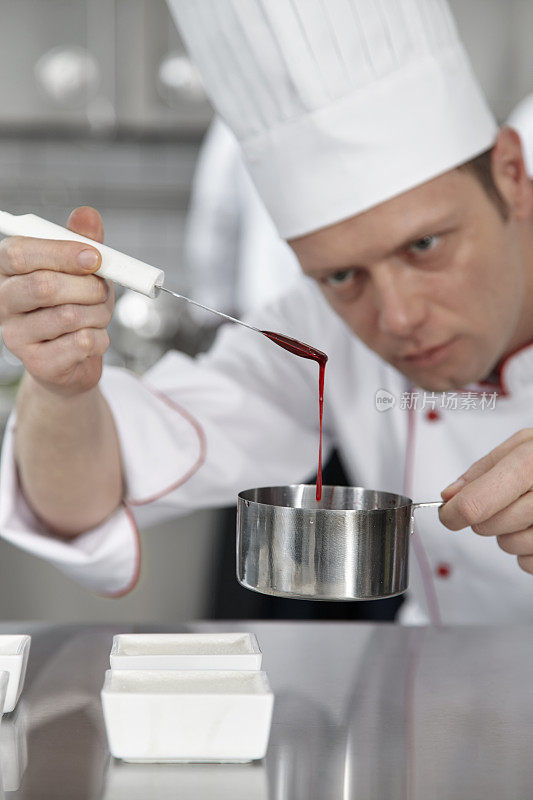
[0,135,201,276]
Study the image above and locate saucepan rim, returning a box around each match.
[237,484,414,514]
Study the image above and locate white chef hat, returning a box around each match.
[168,0,497,240]
[507,94,533,178]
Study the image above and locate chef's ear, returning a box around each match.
[490,126,533,220]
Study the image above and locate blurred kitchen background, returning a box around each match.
[0,0,531,622]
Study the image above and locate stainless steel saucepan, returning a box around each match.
[236,485,441,601]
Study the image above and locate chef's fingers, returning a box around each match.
[497,532,533,575]
[0,236,101,279]
[2,302,113,350]
[438,441,533,531]
[66,206,104,244]
[0,205,104,280]
[517,555,533,575]
[0,271,108,317]
[470,491,533,536]
[497,527,533,556]
[440,428,533,501]
[23,328,110,383]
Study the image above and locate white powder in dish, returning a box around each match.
[117,633,254,657]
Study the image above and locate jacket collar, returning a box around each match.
[496,340,533,396]
[402,341,533,398]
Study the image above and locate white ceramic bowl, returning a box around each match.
[109,633,262,671]
[0,636,31,713]
[101,669,274,763]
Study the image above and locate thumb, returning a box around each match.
[67,206,104,244]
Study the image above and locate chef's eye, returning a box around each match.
[408,234,440,254]
[324,268,357,287]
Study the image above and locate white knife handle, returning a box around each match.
[0,212,164,298]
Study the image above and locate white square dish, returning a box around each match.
[109,633,262,671]
[101,669,274,763]
[0,636,31,713]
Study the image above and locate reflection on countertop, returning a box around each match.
[103,760,268,800]
[3,621,533,799]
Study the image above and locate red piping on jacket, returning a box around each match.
[400,339,533,620]
[404,398,442,626]
[126,380,208,506]
[99,377,207,598]
[445,339,533,398]
[497,338,533,397]
[101,504,142,598]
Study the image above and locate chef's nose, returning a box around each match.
[372,263,428,337]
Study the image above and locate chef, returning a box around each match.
[0,0,532,625]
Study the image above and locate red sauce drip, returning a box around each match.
[261,330,328,501]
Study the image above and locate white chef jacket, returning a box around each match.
[1,278,533,624]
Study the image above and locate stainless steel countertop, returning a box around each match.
[2,620,533,799]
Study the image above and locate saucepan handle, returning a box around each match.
[409,500,442,535]
[412,501,443,512]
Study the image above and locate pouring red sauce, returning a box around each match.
[261,331,327,501]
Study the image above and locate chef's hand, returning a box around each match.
[0,206,114,397]
[439,429,533,574]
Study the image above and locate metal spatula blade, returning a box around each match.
[158,285,261,333]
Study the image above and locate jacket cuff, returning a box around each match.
[0,412,140,596]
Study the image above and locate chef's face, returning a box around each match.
[290,127,533,391]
